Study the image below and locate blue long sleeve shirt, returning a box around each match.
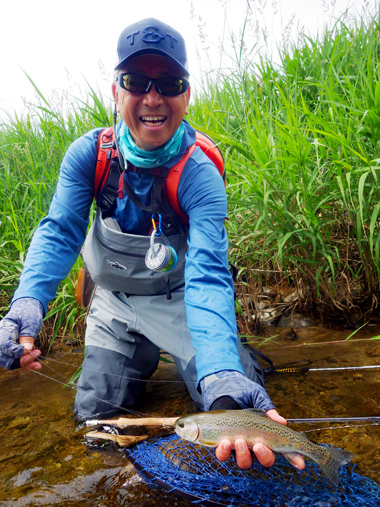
[13,120,244,382]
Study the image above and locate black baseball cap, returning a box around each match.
[115,18,189,76]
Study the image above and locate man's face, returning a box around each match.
[113,55,191,151]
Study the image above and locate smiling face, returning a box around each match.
[112,54,191,151]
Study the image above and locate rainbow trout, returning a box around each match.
[174,409,354,485]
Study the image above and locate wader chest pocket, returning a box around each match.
[82,211,187,295]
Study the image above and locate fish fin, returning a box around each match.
[243,408,268,417]
[319,447,355,485]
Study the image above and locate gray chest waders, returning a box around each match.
[79,113,190,305]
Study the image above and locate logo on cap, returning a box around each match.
[116,18,188,74]
[126,25,178,48]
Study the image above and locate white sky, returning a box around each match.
[0,0,376,120]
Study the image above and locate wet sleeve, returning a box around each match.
[12,128,102,314]
[178,149,245,383]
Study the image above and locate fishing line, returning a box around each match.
[30,368,151,419]
[29,351,329,424]
[278,337,380,349]
[33,353,72,383]
[266,387,328,418]
[27,350,380,506]
[35,351,380,386]
[30,369,76,391]
[27,350,80,386]
[29,354,329,427]
[28,351,153,418]
[26,357,380,507]
[35,353,198,384]
[301,423,380,433]
[25,351,380,438]
[25,350,79,390]
[271,391,380,446]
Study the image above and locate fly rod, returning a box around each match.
[308,365,380,372]
[288,416,380,424]
[86,415,380,427]
[266,363,380,375]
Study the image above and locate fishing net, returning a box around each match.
[127,434,380,507]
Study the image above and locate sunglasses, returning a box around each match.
[116,73,190,97]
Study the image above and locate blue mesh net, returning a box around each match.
[127,434,380,506]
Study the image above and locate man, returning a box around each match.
[0,18,304,472]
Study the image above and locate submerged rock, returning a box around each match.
[277,313,317,329]
[252,306,281,327]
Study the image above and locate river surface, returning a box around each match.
[1,325,380,506]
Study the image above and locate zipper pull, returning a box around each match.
[165,276,172,300]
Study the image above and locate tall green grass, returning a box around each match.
[0,10,379,348]
[190,11,380,322]
[0,79,112,347]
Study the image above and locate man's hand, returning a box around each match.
[19,336,42,370]
[201,370,305,471]
[0,298,43,370]
[201,370,276,413]
[215,409,305,470]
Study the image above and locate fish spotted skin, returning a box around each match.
[174,408,354,485]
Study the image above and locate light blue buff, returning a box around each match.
[118,122,185,168]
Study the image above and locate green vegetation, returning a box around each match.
[191,10,380,327]
[1,10,379,349]
[0,78,112,348]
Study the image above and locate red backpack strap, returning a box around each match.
[194,131,225,185]
[163,130,225,224]
[164,144,197,224]
[94,126,117,199]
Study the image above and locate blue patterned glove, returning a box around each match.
[0,298,43,370]
[201,371,276,412]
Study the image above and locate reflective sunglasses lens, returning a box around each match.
[158,77,188,96]
[119,74,189,96]
[121,74,149,93]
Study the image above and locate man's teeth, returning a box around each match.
[141,116,166,125]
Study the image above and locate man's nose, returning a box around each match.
[142,84,164,106]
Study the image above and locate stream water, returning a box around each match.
[1,325,380,506]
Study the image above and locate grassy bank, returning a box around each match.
[1,10,379,349]
[191,10,380,327]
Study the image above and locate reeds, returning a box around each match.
[190,9,380,325]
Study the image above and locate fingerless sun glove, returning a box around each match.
[0,298,43,370]
[201,370,276,412]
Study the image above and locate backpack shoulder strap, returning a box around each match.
[163,130,225,224]
[194,130,225,183]
[94,127,116,197]
[163,144,197,224]
[94,127,122,215]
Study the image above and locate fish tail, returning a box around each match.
[319,447,354,485]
